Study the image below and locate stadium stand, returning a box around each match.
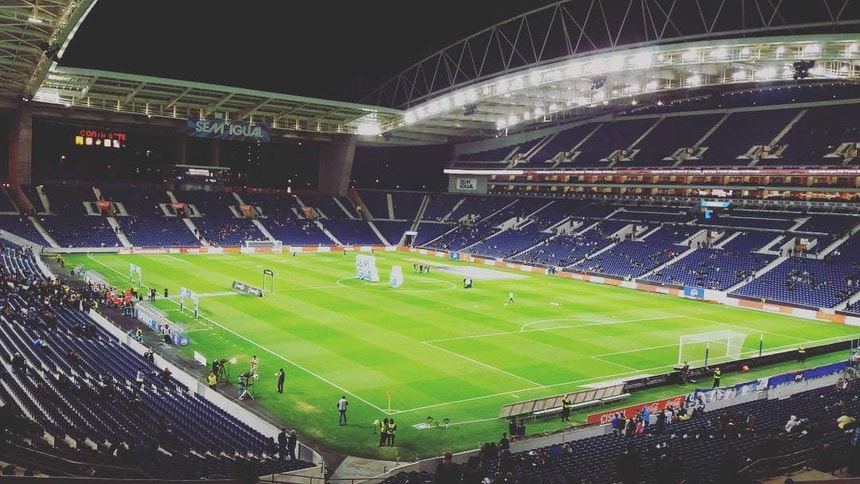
[0,245,316,479]
[33,185,121,249]
[382,373,860,484]
[0,186,18,213]
[2,7,860,483]
[173,189,265,247]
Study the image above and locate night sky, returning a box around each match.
[60,1,561,104]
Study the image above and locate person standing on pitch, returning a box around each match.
[379,418,389,446]
[337,395,349,425]
[387,418,397,446]
[275,368,285,394]
[712,367,722,389]
[561,394,572,422]
[508,291,515,304]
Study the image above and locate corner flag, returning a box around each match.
[387,389,392,412]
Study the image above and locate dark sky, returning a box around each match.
[60,1,560,104]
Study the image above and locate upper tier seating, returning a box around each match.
[455,99,860,172]
[624,113,724,168]
[686,109,800,167]
[575,118,657,167]
[454,138,544,168]
[761,103,860,167]
[526,124,601,168]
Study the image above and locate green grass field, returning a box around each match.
[64,250,860,460]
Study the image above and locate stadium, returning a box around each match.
[0,1,859,483]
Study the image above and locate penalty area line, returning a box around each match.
[389,360,682,416]
[421,341,543,387]
[589,354,641,372]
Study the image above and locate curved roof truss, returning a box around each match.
[366,0,860,109]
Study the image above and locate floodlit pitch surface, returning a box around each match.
[66,251,860,458]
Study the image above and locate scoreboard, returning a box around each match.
[698,200,731,220]
[74,128,127,149]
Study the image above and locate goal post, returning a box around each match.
[179,286,199,319]
[129,263,142,288]
[262,269,274,293]
[678,330,749,367]
[244,239,283,250]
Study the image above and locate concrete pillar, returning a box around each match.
[207,138,220,166]
[8,101,33,186]
[318,136,355,196]
[175,134,187,165]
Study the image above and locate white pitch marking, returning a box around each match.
[421,341,542,387]
[85,254,388,413]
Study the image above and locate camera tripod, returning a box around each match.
[217,361,229,382]
[238,374,256,400]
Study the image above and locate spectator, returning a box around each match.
[617,443,640,484]
[498,432,510,452]
[785,415,801,433]
[433,451,463,484]
[160,367,171,385]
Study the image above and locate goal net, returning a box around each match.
[244,240,283,249]
[678,330,748,366]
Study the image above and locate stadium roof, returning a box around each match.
[1,0,859,147]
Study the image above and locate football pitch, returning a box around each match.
[64,250,860,459]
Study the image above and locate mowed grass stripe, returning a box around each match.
[64,251,860,460]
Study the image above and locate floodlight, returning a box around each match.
[756,66,777,79]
